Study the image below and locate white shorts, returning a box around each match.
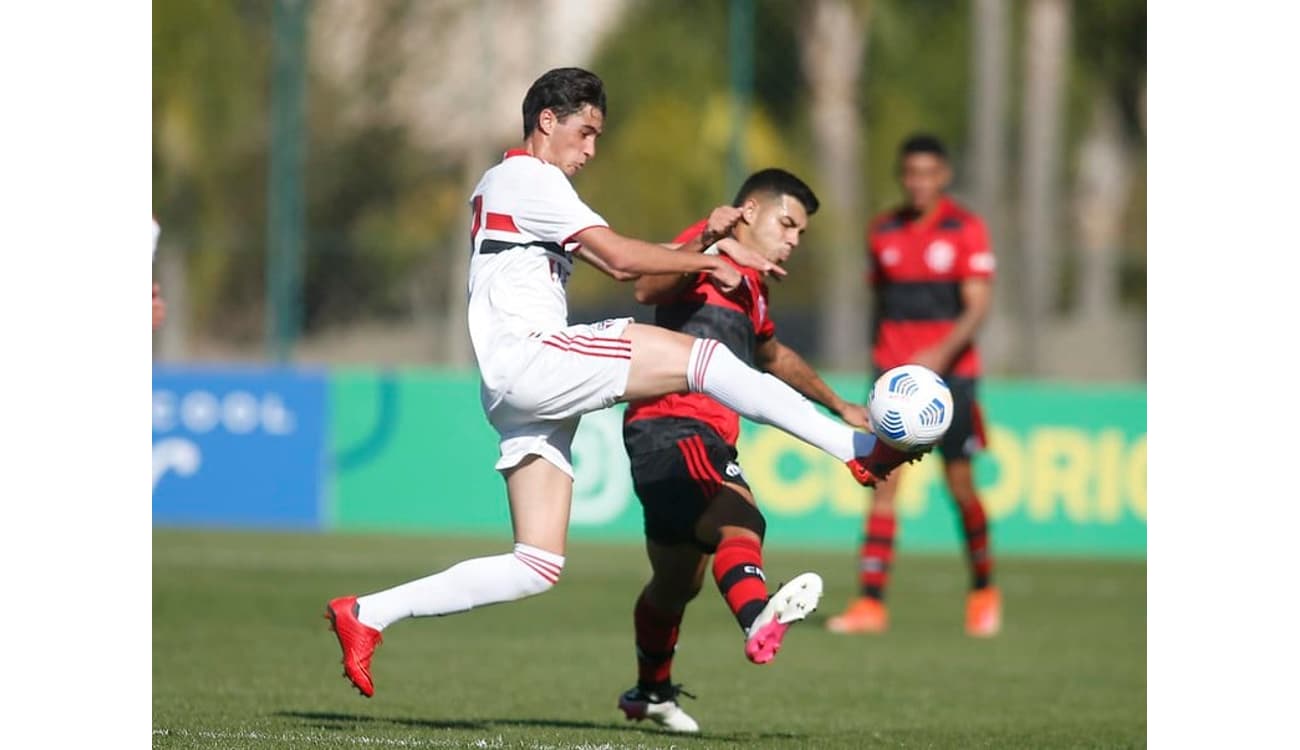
[479,317,634,478]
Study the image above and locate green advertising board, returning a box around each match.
[330,371,1145,558]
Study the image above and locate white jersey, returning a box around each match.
[467,150,607,371]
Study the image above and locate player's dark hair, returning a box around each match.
[521,67,607,138]
[732,168,820,215]
[898,133,949,162]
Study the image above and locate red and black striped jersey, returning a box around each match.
[623,219,775,446]
[868,196,994,377]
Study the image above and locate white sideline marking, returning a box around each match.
[152,728,684,750]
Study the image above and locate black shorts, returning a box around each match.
[622,416,750,547]
[874,373,988,461]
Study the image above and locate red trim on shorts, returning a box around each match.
[678,435,722,498]
[541,340,631,360]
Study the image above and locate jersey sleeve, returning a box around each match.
[511,164,608,246]
[960,215,996,279]
[865,224,883,286]
[672,219,707,245]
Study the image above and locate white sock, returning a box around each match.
[686,338,875,462]
[355,543,564,631]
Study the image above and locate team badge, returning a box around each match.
[925,240,956,272]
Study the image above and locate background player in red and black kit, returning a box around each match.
[826,133,1001,638]
[617,169,871,732]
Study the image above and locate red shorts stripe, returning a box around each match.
[678,437,719,498]
[689,435,725,485]
[541,340,632,360]
[550,333,631,353]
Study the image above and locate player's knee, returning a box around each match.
[512,543,565,597]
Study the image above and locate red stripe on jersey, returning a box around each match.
[485,212,518,233]
[470,195,483,240]
[626,396,742,446]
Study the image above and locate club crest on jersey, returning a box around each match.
[925,240,956,272]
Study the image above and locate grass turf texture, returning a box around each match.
[153,529,1145,749]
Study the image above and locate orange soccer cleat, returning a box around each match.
[825,596,889,634]
[965,587,1002,638]
[325,595,383,697]
[845,439,926,487]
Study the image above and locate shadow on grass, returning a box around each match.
[277,710,804,743]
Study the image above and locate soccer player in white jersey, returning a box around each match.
[325,68,924,715]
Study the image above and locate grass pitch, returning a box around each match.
[153,529,1145,749]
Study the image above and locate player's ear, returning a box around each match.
[742,198,759,222]
[537,108,556,136]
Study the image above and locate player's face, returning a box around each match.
[543,104,604,177]
[899,153,951,212]
[740,194,808,265]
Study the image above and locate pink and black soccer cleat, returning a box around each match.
[743,572,823,665]
[325,595,383,698]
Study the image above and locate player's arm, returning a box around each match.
[912,277,992,374]
[755,336,869,429]
[576,226,745,291]
[636,238,787,304]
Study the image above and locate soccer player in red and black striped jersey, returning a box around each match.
[617,169,874,732]
[826,133,1002,638]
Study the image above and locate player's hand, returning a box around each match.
[706,261,743,294]
[714,237,787,280]
[700,205,743,245]
[153,282,166,330]
[836,402,870,430]
[910,347,947,374]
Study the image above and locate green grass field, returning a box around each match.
[153,529,1145,749]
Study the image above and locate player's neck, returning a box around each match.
[903,196,945,223]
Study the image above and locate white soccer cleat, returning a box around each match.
[744,571,824,664]
[617,684,700,733]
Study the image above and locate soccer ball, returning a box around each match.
[867,365,954,451]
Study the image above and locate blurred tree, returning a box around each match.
[967,0,1013,371]
[1018,0,1072,374]
[800,0,871,372]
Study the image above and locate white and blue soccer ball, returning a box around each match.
[867,364,954,451]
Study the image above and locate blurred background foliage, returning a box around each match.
[153,0,1145,381]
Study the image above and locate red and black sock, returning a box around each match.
[634,593,682,688]
[958,498,993,590]
[713,535,769,631]
[858,513,896,600]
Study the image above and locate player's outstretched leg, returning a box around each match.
[681,337,924,486]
